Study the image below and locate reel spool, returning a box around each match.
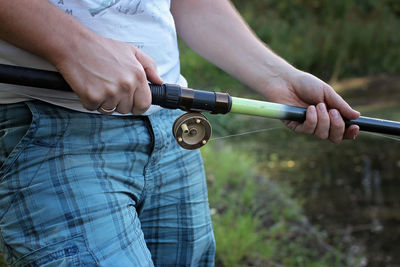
[173,112,212,150]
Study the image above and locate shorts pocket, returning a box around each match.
[12,235,97,267]
[0,102,38,180]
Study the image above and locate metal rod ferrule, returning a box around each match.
[150,84,232,114]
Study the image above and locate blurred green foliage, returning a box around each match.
[0,254,6,267]
[202,144,358,266]
[180,0,400,91]
[181,1,400,266]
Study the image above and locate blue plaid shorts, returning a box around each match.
[0,101,215,266]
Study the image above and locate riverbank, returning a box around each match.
[202,144,361,266]
[206,74,400,266]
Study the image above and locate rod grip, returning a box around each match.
[0,63,71,91]
[0,63,174,98]
[346,117,400,136]
[283,105,400,136]
[0,64,231,114]
[284,106,400,136]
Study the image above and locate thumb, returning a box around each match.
[324,85,360,120]
[135,49,163,85]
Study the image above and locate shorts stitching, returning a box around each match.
[0,103,39,180]
[12,234,83,266]
[27,245,79,267]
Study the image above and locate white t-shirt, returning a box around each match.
[0,0,186,115]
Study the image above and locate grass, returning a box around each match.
[203,75,400,266]
[202,144,359,266]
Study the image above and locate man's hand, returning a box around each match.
[0,0,162,115]
[172,0,359,142]
[55,34,162,115]
[263,69,360,143]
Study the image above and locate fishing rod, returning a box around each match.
[0,63,399,149]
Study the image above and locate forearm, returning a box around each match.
[0,0,161,114]
[171,0,296,94]
[0,0,92,66]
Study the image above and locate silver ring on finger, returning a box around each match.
[97,106,116,115]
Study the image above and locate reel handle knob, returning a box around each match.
[173,112,212,150]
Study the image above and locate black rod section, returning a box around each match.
[289,105,400,136]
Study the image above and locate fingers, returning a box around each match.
[287,103,358,143]
[116,47,159,115]
[328,109,345,143]
[93,48,157,115]
[135,49,163,85]
[61,37,161,116]
[344,125,359,140]
[285,105,317,134]
[324,84,360,120]
[98,97,120,115]
[315,84,360,141]
[314,103,330,139]
[312,103,347,142]
[132,80,152,115]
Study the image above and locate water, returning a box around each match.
[223,125,400,266]
[210,75,400,266]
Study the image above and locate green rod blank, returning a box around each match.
[230,97,306,122]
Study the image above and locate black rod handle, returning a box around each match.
[0,64,231,114]
[346,116,400,136]
[0,63,71,91]
[282,105,400,136]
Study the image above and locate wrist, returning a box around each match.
[252,54,298,96]
[44,22,95,68]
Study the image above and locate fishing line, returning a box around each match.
[209,126,284,141]
[361,131,400,142]
[210,126,400,143]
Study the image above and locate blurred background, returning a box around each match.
[1,0,399,266]
[179,0,400,266]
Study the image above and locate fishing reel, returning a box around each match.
[149,83,231,150]
[172,112,212,150]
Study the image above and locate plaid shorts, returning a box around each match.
[0,101,215,266]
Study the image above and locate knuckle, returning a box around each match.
[82,102,97,111]
[119,77,134,93]
[315,132,328,140]
[117,107,131,114]
[104,87,118,98]
[333,118,345,129]
[84,92,102,105]
[136,101,151,113]
[79,96,97,111]
[134,96,151,114]
[149,58,157,69]
[133,66,146,82]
